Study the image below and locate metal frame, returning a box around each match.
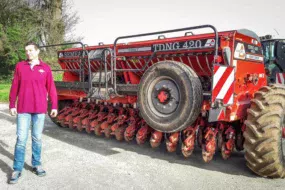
[43,25,219,99]
[95,48,113,99]
[113,24,219,96]
[40,42,91,94]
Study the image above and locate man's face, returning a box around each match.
[25,45,40,61]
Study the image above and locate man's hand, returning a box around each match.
[9,108,17,116]
[50,109,58,118]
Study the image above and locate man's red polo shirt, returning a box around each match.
[9,60,58,113]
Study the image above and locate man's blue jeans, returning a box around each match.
[13,113,45,172]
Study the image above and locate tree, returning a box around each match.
[0,0,38,80]
[0,0,81,80]
[26,0,80,46]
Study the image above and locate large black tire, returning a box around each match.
[48,100,71,127]
[138,61,202,133]
[244,84,285,178]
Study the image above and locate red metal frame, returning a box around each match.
[57,29,265,123]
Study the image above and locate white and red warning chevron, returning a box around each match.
[276,73,285,84]
[212,65,235,105]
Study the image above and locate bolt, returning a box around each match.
[163,84,166,88]
[163,106,166,109]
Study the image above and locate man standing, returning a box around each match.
[9,42,58,184]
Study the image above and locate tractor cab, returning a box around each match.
[260,35,285,83]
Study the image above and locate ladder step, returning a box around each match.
[92,71,111,83]
[89,87,114,100]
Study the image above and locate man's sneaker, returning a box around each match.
[9,171,22,184]
[32,166,46,177]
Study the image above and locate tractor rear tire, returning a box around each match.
[244,84,285,178]
[138,61,202,133]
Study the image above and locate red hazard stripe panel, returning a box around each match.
[212,65,235,105]
[218,109,225,120]
[213,65,219,74]
[276,73,285,84]
[223,81,234,105]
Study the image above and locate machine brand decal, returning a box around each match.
[118,47,151,53]
[212,65,235,105]
[205,39,216,47]
[58,51,82,58]
[58,49,107,60]
[234,43,246,60]
[234,41,263,62]
[151,39,216,52]
[276,73,285,84]
[245,54,264,61]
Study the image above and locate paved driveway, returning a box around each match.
[0,103,284,189]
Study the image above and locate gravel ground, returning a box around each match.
[0,103,284,190]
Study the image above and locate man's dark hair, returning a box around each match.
[25,41,39,50]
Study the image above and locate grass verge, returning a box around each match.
[0,83,11,102]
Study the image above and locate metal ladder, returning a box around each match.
[40,42,114,100]
[88,48,114,100]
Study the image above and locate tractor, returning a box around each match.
[45,25,285,178]
[260,34,285,84]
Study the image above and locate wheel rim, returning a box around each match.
[148,77,180,117]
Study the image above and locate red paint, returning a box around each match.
[157,91,169,103]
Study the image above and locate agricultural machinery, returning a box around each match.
[45,25,285,178]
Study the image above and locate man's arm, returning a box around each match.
[9,64,19,110]
[46,67,58,114]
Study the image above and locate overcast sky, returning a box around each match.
[72,0,284,45]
